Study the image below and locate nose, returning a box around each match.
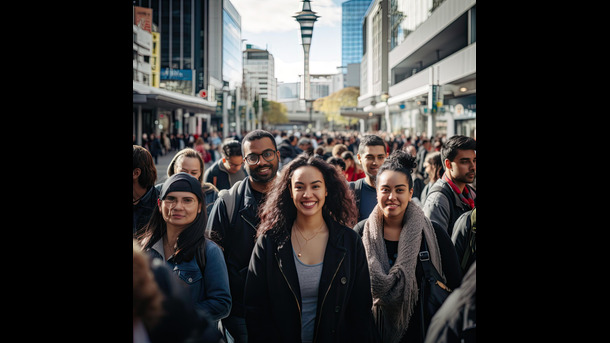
[303,188,312,198]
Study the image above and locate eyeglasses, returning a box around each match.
[244,149,277,165]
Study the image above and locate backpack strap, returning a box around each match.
[460,208,476,271]
[427,181,460,235]
[349,178,364,213]
[217,179,243,226]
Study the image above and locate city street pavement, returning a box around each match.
[154,149,214,185]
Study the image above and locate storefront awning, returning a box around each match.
[133,81,217,113]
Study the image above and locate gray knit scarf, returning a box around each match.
[362,202,444,343]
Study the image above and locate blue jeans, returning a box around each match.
[222,315,248,343]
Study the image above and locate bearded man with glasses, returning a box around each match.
[206,129,280,343]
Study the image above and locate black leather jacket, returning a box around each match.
[244,218,380,343]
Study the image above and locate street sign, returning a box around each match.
[198,89,207,98]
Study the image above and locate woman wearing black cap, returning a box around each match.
[136,172,232,337]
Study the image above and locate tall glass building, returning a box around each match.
[342,0,372,67]
[223,0,242,89]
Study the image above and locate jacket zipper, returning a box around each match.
[313,251,346,343]
[275,253,302,329]
[241,214,257,231]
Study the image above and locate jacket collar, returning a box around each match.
[274,218,347,304]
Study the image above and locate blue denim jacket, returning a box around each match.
[149,238,232,323]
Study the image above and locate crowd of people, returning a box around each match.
[133,128,476,343]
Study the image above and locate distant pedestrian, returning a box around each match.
[341,150,365,182]
[149,133,163,164]
[422,135,476,236]
[415,139,431,178]
[349,134,388,222]
[419,151,444,205]
[136,172,232,337]
[194,137,212,164]
[133,145,159,234]
[326,156,347,182]
[206,129,280,343]
[203,139,247,192]
[156,148,219,216]
[244,154,379,342]
[353,150,462,343]
[278,134,298,169]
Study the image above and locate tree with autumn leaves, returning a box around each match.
[252,87,360,129]
[313,86,360,127]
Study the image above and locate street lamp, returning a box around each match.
[294,0,320,103]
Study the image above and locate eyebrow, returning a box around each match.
[294,180,323,185]
[380,183,408,188]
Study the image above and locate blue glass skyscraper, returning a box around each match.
[341,0,372,67]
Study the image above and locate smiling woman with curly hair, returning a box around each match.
[244,154,380,343]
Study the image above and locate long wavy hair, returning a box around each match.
[257,154,357,241]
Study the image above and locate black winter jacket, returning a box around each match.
[244,218,380,343]
[206,177,260,317]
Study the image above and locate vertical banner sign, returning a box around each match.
[134,6,152,33]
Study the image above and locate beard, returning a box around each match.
[247,163,277,183]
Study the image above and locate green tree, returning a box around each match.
[253,98,288,128]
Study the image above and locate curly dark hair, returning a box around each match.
[256,154,357,240]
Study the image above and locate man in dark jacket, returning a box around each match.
[206,130,280,343]
[424,261,476,343]
[133,145,160,234]
[203,139,247,191]
[422,135,476,237]
[277,134,298,169]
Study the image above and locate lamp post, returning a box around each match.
[294,0,320,112]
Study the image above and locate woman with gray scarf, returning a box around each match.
[353,150,462,343]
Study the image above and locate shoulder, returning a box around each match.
[352,218,367,237]
[424,182,451,206]
[205,239,224,257]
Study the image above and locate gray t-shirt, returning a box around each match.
[293,249,323,343]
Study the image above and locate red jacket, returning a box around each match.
[345,165,365,182]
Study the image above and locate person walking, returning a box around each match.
[203,139,247,191]
[149,133,163,164]
[133,145,160,234]
[422,135,476,236]
[353,150,462,343]
[155,148,219,216]
[244,154,379,343]
[341,150,365,182]
[419,151,444,206]
[206,129,281,343]
[349,134,388,222]
[136,173,232,337]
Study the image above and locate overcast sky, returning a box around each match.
[230,0,344,83]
